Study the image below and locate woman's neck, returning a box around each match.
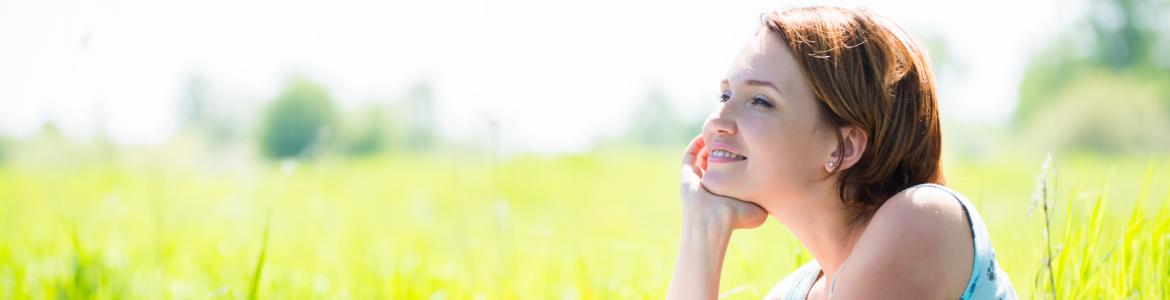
[768,185,871,285]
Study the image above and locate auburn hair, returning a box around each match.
[763,6,945,211]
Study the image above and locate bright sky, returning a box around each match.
[0,0,1085,153]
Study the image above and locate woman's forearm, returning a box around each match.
[667,215,734,300]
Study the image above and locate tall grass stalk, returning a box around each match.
[1031,153,1058,299]
[248,215,271,300]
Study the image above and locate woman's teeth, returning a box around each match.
[710,150,747,160]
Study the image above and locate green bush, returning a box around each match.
[258,77,338,159]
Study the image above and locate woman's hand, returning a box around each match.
[668,135,767,300]
[679,135,767,231]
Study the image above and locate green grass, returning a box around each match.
[248,215,271,300]
[0,149,1166,299]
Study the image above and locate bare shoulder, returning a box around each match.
[872,185,971,234]
[832,185,974,299]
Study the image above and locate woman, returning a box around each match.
[667,6,1016,300]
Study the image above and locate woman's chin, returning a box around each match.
[699,174,740,198]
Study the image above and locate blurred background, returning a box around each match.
[0,0,1168,298]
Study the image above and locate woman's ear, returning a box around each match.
[827,126,867,172]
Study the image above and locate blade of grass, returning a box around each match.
[248,215,271,300]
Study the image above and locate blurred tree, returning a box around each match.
[1013,0,1170,153]
[258,76,338,159]
[36,122,67,143]
[343,102,390,157]
[176,74,245,147]
[1024,71,1170,154]
[10,121,76,167]
[0,136,8,164]
[1088,0,1162,70]
[625,85,702,147]
[180,75,211,129]
[919,34,966,84]
[1017,0,1169,122]
[397,82,437,151]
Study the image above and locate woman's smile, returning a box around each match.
[705,141,748,163]
[708,149,747,162]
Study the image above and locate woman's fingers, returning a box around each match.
[682,135,704,165]
[697,146,709,172]
[681,135,706,177]
[731,199,768,229]
[686,180,767,230]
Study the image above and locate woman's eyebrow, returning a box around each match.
[722,79,783,95]
[745,79,783,95]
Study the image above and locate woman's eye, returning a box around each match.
[751,95,773,108]
[719,93,731,103]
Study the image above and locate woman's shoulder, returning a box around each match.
[874,184,971,232]
[831,184,975,298]
[858,184,973,258]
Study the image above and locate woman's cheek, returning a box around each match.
[754,159,794,195]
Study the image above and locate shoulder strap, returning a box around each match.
[766,260,821,300]
[909,183,993,300]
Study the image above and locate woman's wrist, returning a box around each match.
[669,213,733,300]
[681,210,734,240]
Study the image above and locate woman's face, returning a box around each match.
[700,30,839,211]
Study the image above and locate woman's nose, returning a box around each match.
[704,109,737,137]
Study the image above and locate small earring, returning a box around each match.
[827,161,837,169]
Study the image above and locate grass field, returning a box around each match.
[0,148,1167,299]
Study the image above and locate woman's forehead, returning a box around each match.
[724,32,801,88]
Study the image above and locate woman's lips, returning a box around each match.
[705,141,747,163]
[707,149,747,163]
